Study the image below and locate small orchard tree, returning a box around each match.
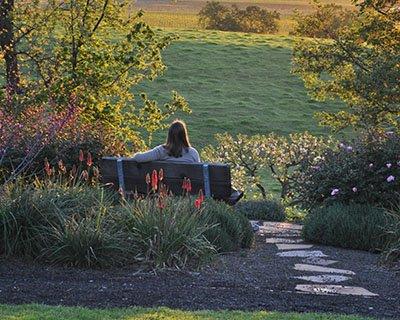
[202,132,333,200]
[291,2,355,39]
[292,0,400,132]
[0,0,190,150]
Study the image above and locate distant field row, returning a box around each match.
[135,0,354,15]
[139,12,296,34]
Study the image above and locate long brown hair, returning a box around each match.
[164,120,191,158]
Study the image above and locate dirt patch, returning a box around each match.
[0,234,399,319]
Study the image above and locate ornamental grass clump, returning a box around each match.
[303,203,393,252]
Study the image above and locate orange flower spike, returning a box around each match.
[182,178,187,191]
[145,173,151,185]
[158,168,164,181]
[151,169,158,191]
[58,160,66,173]
[86,152,93,167]
[198,189,205,202]
[194,198,201,209]
[44,158,52,176]
[79,149,84,162]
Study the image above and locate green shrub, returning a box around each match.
[202,200,254,252]
[303,203,393,252]
[0,182,124,267]
[383,206,400,263]
[291,3,355,39]
[235,199,285,221]
[199,1,280,34]
[116,197,215,268]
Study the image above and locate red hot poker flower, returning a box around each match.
[182,178,188,191]
[44,158,52,176]
[151,169,158,191]
[79,150,84,162]
[158,168,164,181]
[145,173,151,185]
[86,152,93,167]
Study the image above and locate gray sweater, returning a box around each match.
[132,145,201,163]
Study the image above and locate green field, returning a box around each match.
[137,29,345,149]
[0,304,372,320]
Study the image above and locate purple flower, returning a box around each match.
[339,143,345,148]
[352,187,358,193]
[397,161,400,167]
[386,163,392,168]
[368,163,374,168]
[331,188,340,196]
[387,175,395,183]
[346,146,353,152]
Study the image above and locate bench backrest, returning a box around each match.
[99,157,232,200]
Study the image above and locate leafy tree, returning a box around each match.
[292,0,400,132]
[198,1,280,34]
[202,132,332,199]
[291,2,355,39]
[0,0,190,150]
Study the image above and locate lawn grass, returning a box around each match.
[136,29,346,149]
[0,304,373,320]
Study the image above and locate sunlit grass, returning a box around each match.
[0,304,373,320]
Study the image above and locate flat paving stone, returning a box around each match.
[276,244,313,250]
[302,258,338,266]
[266,238,304,244]
[294,264,355,275]
[262,222,303,230]
[295,284,378,297]
[277,251,327,258]
[293,275,351,283]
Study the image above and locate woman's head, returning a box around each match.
[164,120,191,158]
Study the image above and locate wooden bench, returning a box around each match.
[99,157,234,201]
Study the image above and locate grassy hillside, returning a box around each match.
[137,29,345,148]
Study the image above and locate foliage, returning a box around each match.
[293,132,400,209]
[201,132,333,199]
[0,0,190,148]
[303,203,393,252]
[291,2,355,39]
[199,1,280,34]
[235,199,285,222]
[382,203,400,263]
[201,199,254,252]
[115,196,215,269]
[292,0,400,131]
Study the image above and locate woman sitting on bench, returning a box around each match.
[132,119,243,205]
[132,119,200,163]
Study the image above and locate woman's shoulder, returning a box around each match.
[187,146,199,154]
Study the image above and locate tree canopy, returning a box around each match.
[292,0,399,132]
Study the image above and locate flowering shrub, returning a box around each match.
[202,132,333,199]
[293,132,400,209]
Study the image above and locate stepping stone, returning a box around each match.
[276,244,313,250]
[295,284,378,297]
[302,258,338,266]
[266,238,303,244]
[262,222,303,231]
[293,275,351,283]
[277,251,327,258]
[294,264,355,275]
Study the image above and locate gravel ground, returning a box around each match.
[0,233,399,319]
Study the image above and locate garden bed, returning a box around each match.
[1,233,399,319]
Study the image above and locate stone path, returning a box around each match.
[257,221,379,297]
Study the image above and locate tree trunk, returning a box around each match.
[0,0,21,104]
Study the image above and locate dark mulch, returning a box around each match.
[0,234,399,319]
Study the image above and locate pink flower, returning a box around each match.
[346,146,353,152]
[368,163,374,168]
[387,175,395,183]
[386,163,392,168]
[352,187,358,193]
[331,188,340,196]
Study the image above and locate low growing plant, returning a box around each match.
[235,199,285,222]
[303,203,393,252]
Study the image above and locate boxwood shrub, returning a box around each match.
[235,199,285,222]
